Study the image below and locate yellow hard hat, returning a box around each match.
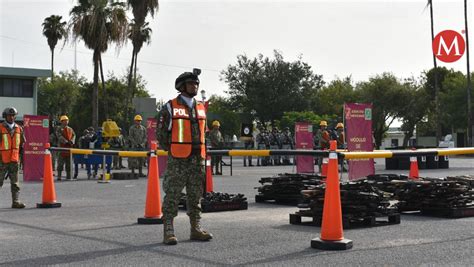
[336,122,344,129]
[319,120,327,126]
[60,115,69,121]
[212,120,220,127]
[134,114,143,121]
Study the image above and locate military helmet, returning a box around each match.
[175,72,200,90]
[320,120,327,127]
[2,107,18,118]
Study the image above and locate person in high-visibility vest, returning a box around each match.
[55,115,76,181]
[156,68,213,245]
[0,107,26,208]
[128,115,147,177]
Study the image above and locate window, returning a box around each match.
[0,78,34,98]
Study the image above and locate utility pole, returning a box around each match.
[465,0,472,146]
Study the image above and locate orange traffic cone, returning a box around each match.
[205,155,214,193]
[37,143,62,208]
[311,140,352,250]
[138,142,163,224]
[409,156,419,179]
[321,156,329,177]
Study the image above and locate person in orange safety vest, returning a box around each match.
[156,68,213,245]
[0,107,26,208]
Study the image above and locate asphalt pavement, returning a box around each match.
[1,157,474,266]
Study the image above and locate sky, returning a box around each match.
[0,0,473,104]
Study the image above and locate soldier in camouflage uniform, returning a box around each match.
[269,127,282,165]
[128,115,147,177]
[156,69,213,245]
[0,107,26,208]
[256,127,270,166]
[109,129,125,170]
[56,115,76,181]
[209,120,224,175]
[281,127,294,165]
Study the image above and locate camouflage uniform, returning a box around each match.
[269,128,281,165]
[157,96,206,220]
[56,125,76,180]
[281,129,294,165]
[256,129,268,166]
[109,135,125,169]
[128,124,147,176]
[0,121,26,207]
[209,127,223,175]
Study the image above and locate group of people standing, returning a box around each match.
[49,114,149,180]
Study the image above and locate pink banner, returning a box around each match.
[295,122,315,173]
[23,115,49,182]
[344,103,375,180]
[147,118,166,176]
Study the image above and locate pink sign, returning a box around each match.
[295,122,315,173]
[23,115,49,182]
[344,103,375,180]
[147,118,166,176]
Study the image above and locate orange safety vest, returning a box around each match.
[170,97,206,158]
[320,130,330,149]
[60,126,74,157]
[0,124,21,163]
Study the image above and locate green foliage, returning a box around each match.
[69,0,129,128]
[221,50,324,125]
[355,73,408,148]
[37,70,86,121]
[42,15,67,51]
[399,78,430,146]
[38,70,150,133]
[206,95,241,140]
[280,111,337,133]
[438,70,468,131]
[314,77,356,115]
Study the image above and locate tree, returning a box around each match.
[425,0,442,142]
[280,111,336,134]
[438,71,468,132]
[69,0,128,128]
[206,95,241,140]
[127,0,159,118]
[422,67,456,136]
[398,78,430,146]
[42,15,67,82]
[313,77,356,116]
[37,70,86,122]
[221,50,324,125]
[355,73,408,149]
[127,20,152,100]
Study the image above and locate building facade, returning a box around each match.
[0,67,51,120]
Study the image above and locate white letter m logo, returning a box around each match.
[437,36,461,56]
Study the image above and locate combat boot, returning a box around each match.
[163,218,178,245]
[138,167,146,178]
[57,172,62,181]
[190,218,213,241]
[11,192,25,209]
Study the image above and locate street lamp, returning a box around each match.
[200,89,206,102]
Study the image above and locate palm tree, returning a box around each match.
[426,0,442,143]
[69,0,128,128]
[128,20,152,99]
[464,0,473,146]
[42,15,67,82]
[127,0,158,115]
